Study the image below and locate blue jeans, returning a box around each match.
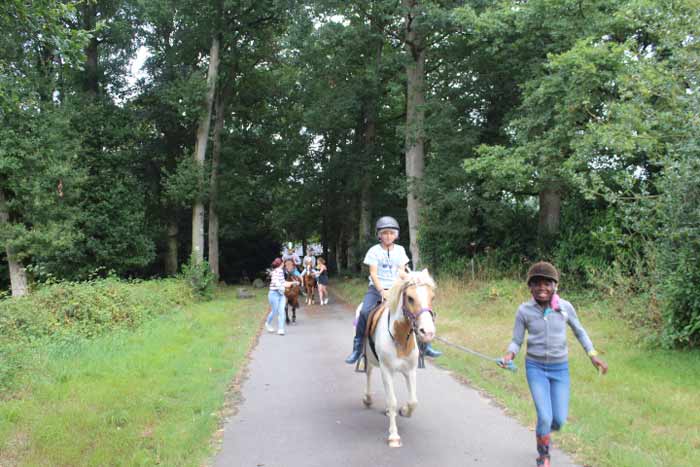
[525,359,570,436]
[361,285,383,316]
[266,290,286,331]
[353,286,384,339]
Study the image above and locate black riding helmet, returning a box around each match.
[375,216,400,239]
[526,261,559,285]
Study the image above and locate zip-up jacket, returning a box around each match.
[507,298,595,364]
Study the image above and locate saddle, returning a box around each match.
[354,301,384,372]
[356,299,425,372]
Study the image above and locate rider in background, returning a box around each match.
[283,259,302,284]
[500,261,608,467]
[302,249,316,269]
[345,216,442,364]
[282,242,301,269]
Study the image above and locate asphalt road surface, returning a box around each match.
[214,296,579,467]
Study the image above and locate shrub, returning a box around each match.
[656,157,700,348]
[0,278,193,390]
[180,255,216,300]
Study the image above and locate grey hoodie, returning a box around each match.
[507,298,595,364]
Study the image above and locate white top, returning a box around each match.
[282,251,301,265]
[302,255,316,268]
[363,243,410,290]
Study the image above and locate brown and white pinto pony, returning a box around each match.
[361,269,437,448]
[302,262,316,305]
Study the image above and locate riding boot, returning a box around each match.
[345,312,368,364]
[423,342,442,358]
[536,434,551,467]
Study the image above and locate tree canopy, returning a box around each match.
[1,0,698,346]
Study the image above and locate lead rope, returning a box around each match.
[434,336,517,372]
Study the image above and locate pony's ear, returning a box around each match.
[420,268,430,276]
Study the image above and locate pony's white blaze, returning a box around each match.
[360,269,437,448]
[414,286,435,342]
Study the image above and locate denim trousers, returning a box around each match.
[360,285,383,316]
[266,290,286,331]
[525,359,570,436]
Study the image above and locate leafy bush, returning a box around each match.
[180,255,216,299]
[656,157,700,348]
[0,278,193,390]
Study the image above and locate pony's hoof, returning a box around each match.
[388,437,402,448]
[399,406,412,417]
[362,395,372,407]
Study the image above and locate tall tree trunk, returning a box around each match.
[404,0,426,269]
[0,191,28,296]
[335,227,344,275]
[82,3,98,96]
[208,89,226,280]
[208,60,236,280]
[164,219,179,275]
[538,186,561,249]
[346,218,357,273]
[192,35,220,264]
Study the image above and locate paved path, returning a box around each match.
[214,298,578,467]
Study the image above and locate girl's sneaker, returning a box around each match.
[265,323,275,333]
[277,329,285,336]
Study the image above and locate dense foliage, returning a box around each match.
[0,277,194,390]
[1,0,698,346]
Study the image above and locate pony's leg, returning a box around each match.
[292,306,296,323]
[285,303,290,324]
[379,366,401,447]
[363,364,373,407]
[399,369,418,418]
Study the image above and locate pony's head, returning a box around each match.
[386,269,437,343]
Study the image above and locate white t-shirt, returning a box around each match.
[363,243,410,290]
[302,255,316,268]
[282,251,300,265]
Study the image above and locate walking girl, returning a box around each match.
[265,257,295,335]
[500,261,608,467]
[316,257,329,305]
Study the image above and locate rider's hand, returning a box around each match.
[380,289,388,301]
[591,356,608,375]
[498,352,515,368]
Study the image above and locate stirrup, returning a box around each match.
[355,354,367,373]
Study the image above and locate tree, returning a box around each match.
[0,1,89,294]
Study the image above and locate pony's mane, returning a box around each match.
[385,270,436,311]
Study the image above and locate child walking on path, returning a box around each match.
[265,258,296,336]
[500,261,608,467]
[316,257,329,305]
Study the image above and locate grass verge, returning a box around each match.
[333,276,700,467]
[0,286,266,466]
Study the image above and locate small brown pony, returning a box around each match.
[283,260,302,323]
[302,260,316,305]
[284,281,301,323]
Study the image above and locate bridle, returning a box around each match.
[388,284,436,344]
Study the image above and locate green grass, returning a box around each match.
[333,277,700,467]
[0,286,267,466]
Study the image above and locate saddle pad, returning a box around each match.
[365,302,386,338]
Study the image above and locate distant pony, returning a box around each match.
[301,259,317,305]
[284,280,302,323]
